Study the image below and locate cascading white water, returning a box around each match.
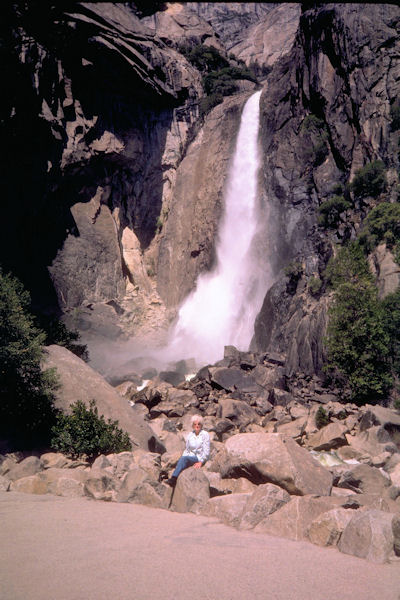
[163,90,270,367]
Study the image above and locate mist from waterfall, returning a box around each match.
[163,89,271,367]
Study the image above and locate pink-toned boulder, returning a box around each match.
[170,467,210,514]
[306,507,359,547]
[337,464,391,495]
[254,495,350,541]
[10,475,47,494]
[338,510,400,563]
[84,469,117,501]
[202,493,251,527]
[307,422,348,451]
[38,467,87,497]
[43,345,165,453]
[239,483,291,530]
[0,475,10,491]
[6,456,43,481]
[218,433,333,495]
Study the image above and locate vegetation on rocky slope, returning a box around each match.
[0,267,58,449]
[51,399,132,461]
[0,267,94,450]
[320,157,400,406]
[180,43,257,116]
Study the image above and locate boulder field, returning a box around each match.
[2,344,400,564]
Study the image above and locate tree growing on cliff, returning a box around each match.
[325,279,392,405]
[0,267,58,449]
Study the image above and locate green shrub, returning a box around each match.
[180,43,258,116]
[309,276,323,296]
[284,261,303,279]
[318,195,351,228]
[180,43,229,73]
[51,399,132,461]
[358,201,400,254]
[350,160,386,200]
[0,267,58,449]
[382,287,400,378]
[325,242,373,288]
[37,315,89,362]
[315,406,330,429]
[325,280,392,405]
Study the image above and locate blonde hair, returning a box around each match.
[191,414,203,427]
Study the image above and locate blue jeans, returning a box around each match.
[172,455,199,479]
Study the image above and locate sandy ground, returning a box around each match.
[0,491,399,600]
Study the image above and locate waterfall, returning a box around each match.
[164,90,270,367]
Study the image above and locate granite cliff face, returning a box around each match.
[252,3,400,376]
[2,3,400,376]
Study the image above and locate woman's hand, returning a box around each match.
[193,462,202,469]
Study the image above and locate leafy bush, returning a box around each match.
[318,195,351,228]
[382,287,400,378]
[51,399,132,461]
[180,43,258,117]
[358,201,400,255]
[309,276,323,296]
[350,160,386,200]
[325,280,392,405]
[180,43,229,73]
[37,315,89,361]
[325,242,373,288]
[315,406,330,429]
[0,267,58,449]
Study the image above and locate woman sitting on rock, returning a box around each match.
[167,414,210,487]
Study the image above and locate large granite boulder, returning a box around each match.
[337,464,392,495]
[202,493,251,528]
[170,467,210,514]
[254,495,351,541]
[338,510,400,563]
[307,422,349,451]
[43,345,165,454]
[306,507,358,547]
[216,432,333,495]
[216,398,259,428]
[239,483,291,530]
[5,456,43,482]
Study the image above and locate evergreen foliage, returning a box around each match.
[51,399,132,461]
[325,242,373,288]
[315,406,330,429]
[357,201,400,256]
[318,195,351,228]
[308,276,323,296]
[382,288,400,378]
[325,279,392,404]
[324,244,399,405]
[350,160,386,200]
[180,43,258,117]
[37,315,89,361]
[0,267,58,449]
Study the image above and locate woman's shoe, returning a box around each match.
[167,477,177,487]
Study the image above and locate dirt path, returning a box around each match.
[0,491,399,600]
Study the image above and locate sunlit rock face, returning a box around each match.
[1,2,202,338]
[2,2,400,376]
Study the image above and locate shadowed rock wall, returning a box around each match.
[252,3,400,376]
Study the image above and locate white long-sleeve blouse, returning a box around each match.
[182,429,210,464]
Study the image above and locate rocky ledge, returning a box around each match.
[2,343,400,564]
